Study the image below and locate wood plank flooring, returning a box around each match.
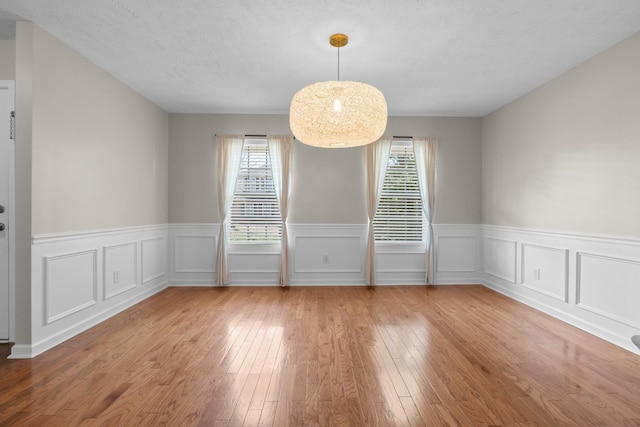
[1,285,639,426]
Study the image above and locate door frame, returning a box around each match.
[1,80,15,343]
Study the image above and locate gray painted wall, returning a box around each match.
[168,114,482,225]
[0,40,15,79]
[30,25,168,235]
[482,31,640,237]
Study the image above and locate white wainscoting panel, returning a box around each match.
[104,242,138,299]
[169,224,483,286]
[376,249,425,285]
[437,237,475,272]
[287,224,483,285]
[169,224,218,286]
[19,222,640,358]
[484,237,517,284]
[175,235,216,273]
[229,248,281,285]
[289,224,367,285]
[521,243,568,302]
[377,251,424,272]
[482,225,640,355]
[16,225,169,359]
[141,237,167,284]
[169,224,283,286]
[295,236,361,273]
[577,252,640,329]
[434,225,482,284]
[44,250,97,324]
[229,251,280,272]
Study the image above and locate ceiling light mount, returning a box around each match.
[329,33,348,48]
[289,33,388,148]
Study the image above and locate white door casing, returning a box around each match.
[0,81,15,341]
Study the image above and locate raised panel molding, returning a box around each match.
[228,252,280,273]
[44,249,97,324]
[482,225,640,356]
[521,243,568,302]
[288,224,366,284]
[432,225,481,284]
[165,224,482,285]
[484,237,517,283]
[23,223,640,358]
[576,252,640,329]
[377,252,424,273]
[174,235,216,273]
[294,235,362,273]
[168,224,218,286]
[19,225,169,359]
[103,242,138,300]
[142,237,167,284]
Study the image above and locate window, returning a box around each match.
[373,140,424,242]
[229,139,282,242]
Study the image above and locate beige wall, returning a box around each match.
[0,40,15,79]
[14,22,33,346]
[169,114,482,225]
[13,22,169,346]
[482,31,640,237]
[30,24,169,235]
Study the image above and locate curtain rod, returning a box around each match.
[215,133,414,141]
[214,134,297,139]
[213,134,267,137]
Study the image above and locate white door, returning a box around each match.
[0,81,14,341]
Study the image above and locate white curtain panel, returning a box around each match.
[364,137,392,285]
[215,135,244,286]
[267,135,294,287]
[413,137,438,284]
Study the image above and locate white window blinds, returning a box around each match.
[229,139,282,242]
[373,141,424,242]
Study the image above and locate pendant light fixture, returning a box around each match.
[289,33,387,148]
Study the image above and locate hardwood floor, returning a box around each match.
[1,285,639,426]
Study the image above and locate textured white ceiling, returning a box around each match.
[1,0,640,116]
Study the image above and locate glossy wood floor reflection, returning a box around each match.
[1,286,640,426]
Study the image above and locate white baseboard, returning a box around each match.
[169,280,218,287]
[9,281,167,359]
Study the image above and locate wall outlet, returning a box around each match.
[114,270,120,283]
[533,267,541,280]
[322,255,329,264]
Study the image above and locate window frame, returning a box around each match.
[228,138,283,244]
[373,139,426,246]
